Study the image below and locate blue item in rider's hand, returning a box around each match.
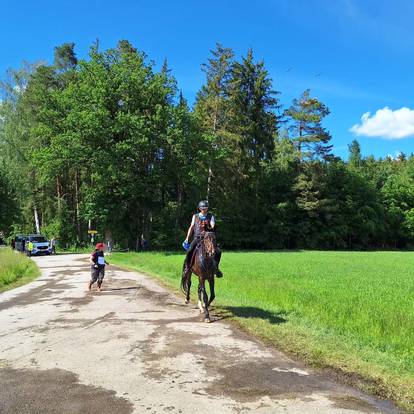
[182,241,190,251]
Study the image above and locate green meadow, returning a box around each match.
[0,248,40,291]
[110,250,414,410]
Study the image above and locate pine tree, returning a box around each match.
[348,139,362,168]
[228,48,280,162]
[194,43,234,200]
[285,89,332,161]
[54,43,78,72]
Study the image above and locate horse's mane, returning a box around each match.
[201,232,217,258]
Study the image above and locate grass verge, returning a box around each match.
[110,250,414,411]
[0,248,41,292]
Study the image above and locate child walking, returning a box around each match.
[88,242,109,292]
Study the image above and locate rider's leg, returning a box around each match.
[183,239,198,274]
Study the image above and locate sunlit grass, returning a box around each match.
[110,250,414,410]
[0,248,40,291]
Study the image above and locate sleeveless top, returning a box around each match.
[193,212,213,238]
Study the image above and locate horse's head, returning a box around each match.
[202,231,217,258]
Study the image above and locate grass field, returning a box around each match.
[0,248,40,291]
[110,250,414,410]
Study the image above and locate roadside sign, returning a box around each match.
[88,230,98,234]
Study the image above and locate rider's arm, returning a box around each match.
[185,216,195,242]
[205,215,215,231]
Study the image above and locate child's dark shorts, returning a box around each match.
[91,265,105,283]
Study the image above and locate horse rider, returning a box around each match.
[183,200,223,278]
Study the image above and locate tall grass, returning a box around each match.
[0,248,40,290]
[110,250,414,410]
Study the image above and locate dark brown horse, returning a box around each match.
[181,232,218,322]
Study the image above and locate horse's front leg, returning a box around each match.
[197,284,204,313]
[207,277,215,306]
[200,280,210,323]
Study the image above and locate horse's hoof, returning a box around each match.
[185,299,189,304]
[205,318,211,323]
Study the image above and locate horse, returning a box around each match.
[180,231,218,323]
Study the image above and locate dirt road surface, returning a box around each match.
[0,254,398,413]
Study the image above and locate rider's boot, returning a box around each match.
[216,267,223,278]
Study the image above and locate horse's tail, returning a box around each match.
[181,266,189,294]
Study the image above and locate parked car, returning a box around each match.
[14,234,27,252]
[26,234,53,256]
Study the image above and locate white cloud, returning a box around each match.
[350,107,414,139]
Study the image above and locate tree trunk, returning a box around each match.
[206,107,218,200]
[56,176,62,216]
[175,184,183,244]
[135,208,141,251]
[74,170,82,242]
[104,229,113,252]
[34,205,40,234]
[206,164,212,201]
[298,124,303,162]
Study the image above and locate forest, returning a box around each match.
[1,40,414,250]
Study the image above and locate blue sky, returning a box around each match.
[2,0,414,159]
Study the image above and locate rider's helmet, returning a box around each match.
[198,200,209,209]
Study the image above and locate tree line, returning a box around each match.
[1,40,414,250]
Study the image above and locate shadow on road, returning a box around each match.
[104,287,141,292]
[214,306,287,324]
